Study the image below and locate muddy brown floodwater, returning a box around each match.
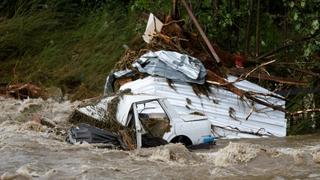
[0,97,320,180]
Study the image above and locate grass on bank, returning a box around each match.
[0,4,142,99]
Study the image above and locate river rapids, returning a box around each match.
[1,97,320,179]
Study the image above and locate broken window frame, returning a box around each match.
[132,99,173,148]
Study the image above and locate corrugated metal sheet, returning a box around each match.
[120,76,287,138]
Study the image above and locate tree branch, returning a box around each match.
[290,109,320,116]
[250,30,320,62]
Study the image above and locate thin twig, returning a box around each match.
[290,109,320,116]
[247,91,286,101]
[245,60,276,79]
[224,59,276,86]
[245,107,254,120]
[163,19,185,26]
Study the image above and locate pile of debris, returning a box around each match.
[107,12,285,113]
[0,83,43,100]
[67,3,296,148]
[69,90,138,150]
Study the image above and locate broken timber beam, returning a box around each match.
[181,0,221,63]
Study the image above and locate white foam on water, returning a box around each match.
[312,152,320,163]
[131,143,202,165]
[199,142,262,166]
[1,163,58,180]
[0,97,79,125]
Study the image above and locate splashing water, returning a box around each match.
[0,97,320,179]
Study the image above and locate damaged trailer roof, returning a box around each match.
[120,76,287,138]
[132,51,207,84]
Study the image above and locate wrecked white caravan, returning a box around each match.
[77,94,215,148]
[101,13,287,140]
[120,76,287,139]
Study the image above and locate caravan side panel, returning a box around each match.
[120,76,287,138]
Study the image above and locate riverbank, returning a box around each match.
[0,2,141,100]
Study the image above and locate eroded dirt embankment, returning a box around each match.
[1,97,320,179]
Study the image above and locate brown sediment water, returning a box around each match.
[0,97,320,179]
